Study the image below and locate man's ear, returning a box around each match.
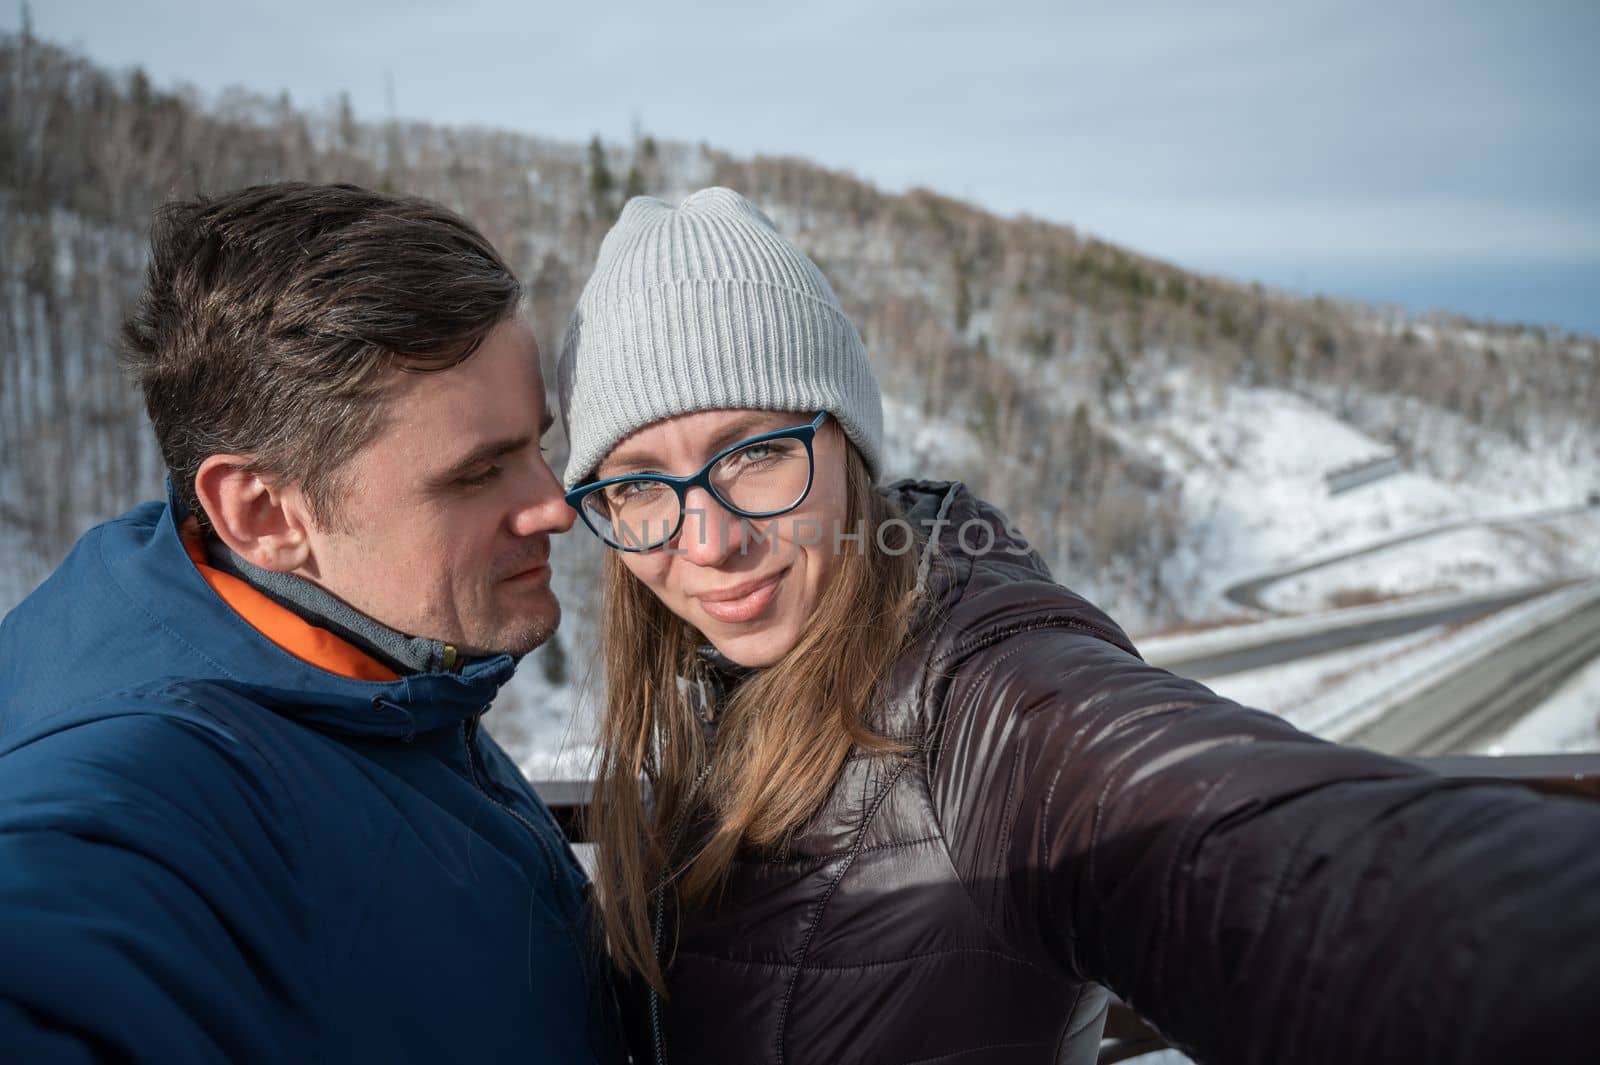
[194,455,315,574]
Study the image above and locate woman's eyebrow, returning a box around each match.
[704,414,791,454]
[596,451,658,478]
[598,414,792,478]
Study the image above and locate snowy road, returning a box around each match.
[1140,500,1598,681]
[1340,584,1600,755]
[1220,501,1597,613]
[1150,583,1564,679]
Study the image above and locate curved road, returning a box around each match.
[1341,585,1600,755]
[1155,583,1571,679]
[1150,502,1598,681]
[1222,502,1595,613]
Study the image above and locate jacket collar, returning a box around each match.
[882,479,1139,658]
[111,484,518,740]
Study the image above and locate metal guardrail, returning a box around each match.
[534,778,594,843]
[1402,752,1600,799]
[1324,453,1401,495]
[531,752,1600,1063]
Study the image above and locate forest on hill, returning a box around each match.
[3,27,1595,656]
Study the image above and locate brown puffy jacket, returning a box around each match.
[632,480,1599,1065]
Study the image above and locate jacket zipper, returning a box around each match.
[649,762,715,1065]
[463,715,618,1057]
[461,715,561,887]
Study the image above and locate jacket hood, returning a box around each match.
[882,478,1139,659]
[0,488,516,742]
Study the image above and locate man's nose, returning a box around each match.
[508,454,576,537]
[673,487,745,565]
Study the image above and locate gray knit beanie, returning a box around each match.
[556,187,883,489]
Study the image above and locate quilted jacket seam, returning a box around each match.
[773,755,914,1064]
[676,944,1054,974]
[1052,982,1089,1060]
[931,616,1129,672]
[895,1038,1053,1064]
[732,832,945,867]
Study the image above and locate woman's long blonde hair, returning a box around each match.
[587,439,920,991]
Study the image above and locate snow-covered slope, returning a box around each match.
[1129,373,1600,624]
[5,34,1598,770]
[483,377,1600,775]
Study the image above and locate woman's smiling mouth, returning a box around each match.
[693,567,788,623]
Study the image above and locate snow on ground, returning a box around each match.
[1479,655,1600,754]
[1199,582,1600,743]
[1140,586,1528,666]
[489,661,603,781]
[1124,376,1600,756]
[8,363,1594,774]
[1359,390,1599,509]
[880,391,987,476]
[486,528,610,780]
[477,375,1600,777]
[1125,372,1600,623]
[1137,381,1459,611]
[1258,513,1600,613]
[1203,624,1450,730]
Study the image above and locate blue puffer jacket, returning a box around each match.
[0,494,624,1064]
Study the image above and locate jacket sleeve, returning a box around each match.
[0,709,315,1064]
[930,625,1600,1065]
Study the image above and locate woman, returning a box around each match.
[556,188,1597,1065]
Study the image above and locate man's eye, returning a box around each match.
[459,465,502,488]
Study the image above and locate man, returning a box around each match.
[0,183,623,1063]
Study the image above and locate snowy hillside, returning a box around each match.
[1131,373,1600,620]
[3,32,1597,774]
[490,379,1600,776]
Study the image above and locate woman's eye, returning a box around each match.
[606,480,660,503]
[730,442,791,468]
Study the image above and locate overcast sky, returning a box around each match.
[14,0,1599,333]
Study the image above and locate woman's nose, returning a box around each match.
[673,487,745,565]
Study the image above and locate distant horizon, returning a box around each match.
[10,1,1597,339]
[1173,254,1600,339]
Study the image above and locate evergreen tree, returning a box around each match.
[953,253,973,333]
[337,92,358,151]
[588,134,615,221]
[1067,400,1095,497]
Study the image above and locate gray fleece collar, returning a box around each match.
[203,537,459,675]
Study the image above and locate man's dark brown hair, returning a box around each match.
[121,182,522,530]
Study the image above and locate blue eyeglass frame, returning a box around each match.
[565,411,830,552]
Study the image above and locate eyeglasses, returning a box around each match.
[566,412,829,552]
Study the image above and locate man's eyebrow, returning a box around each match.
[426,434,532,488]
[598,413,794,479]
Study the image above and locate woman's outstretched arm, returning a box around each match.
[930,622,1599,1065]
